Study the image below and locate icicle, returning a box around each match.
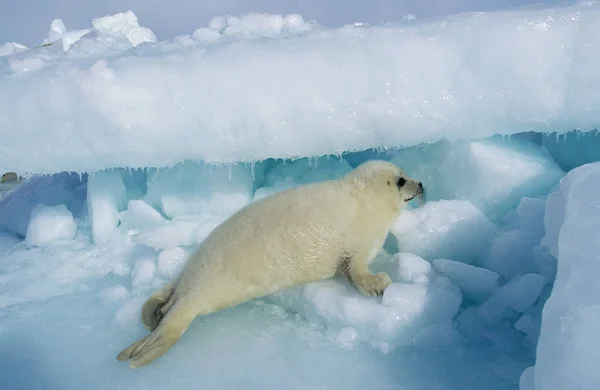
[227,164,232,181]
[250,161,256,181]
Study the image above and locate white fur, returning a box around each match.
[116,160,423,368]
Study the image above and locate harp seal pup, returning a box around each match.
[117,160,425,368]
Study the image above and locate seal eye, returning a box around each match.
[397,177,406,188]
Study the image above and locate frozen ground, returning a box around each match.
[1,3,600,390]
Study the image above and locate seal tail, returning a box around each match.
[141,282,176,331]
[117,301,197,368]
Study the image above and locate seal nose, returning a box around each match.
[418,181,423,189]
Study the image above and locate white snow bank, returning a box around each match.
[524,162,600,390]
[2,2,600,174]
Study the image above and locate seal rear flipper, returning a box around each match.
[141,282,176,331]
[117,302,197,368]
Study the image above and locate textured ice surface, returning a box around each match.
[270,274,463,350]
[145,161,254,219]
[543,130,600,171]
[87,170,127,246]
[0,172,85,237]
[432,259,499,301]
[25,204,77,247]
[526,162,600,390]
[477,273,548,325]
[484,197,548,279]
[2,3,600,174]
[253,156,351,200]
[390,138,565,218]
[391,199,498,264]
[394,252,435,284]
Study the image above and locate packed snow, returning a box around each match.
[1,3,600,390]
[2,2,600,174]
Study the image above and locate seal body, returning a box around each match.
[117,160,424,368]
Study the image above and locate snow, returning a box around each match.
[394,252,434,284]
[1,2,600,174]
[1,3,600,390]
[25,204,78,247]
[157,247,187,278]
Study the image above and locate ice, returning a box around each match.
[391,200,498,264]
[193,13,313,43]
[0,42,28,57]
[131,217,222,250]
[254,156,352,200]
[43,19,67,45]
[390,138,565,218]
[0,172,85,238]
[120,199,167,232]
[4,3,600,390]
[530,162,600,390]
[91,11,157,47]
[543,130,600,171]
[432,259,499,301]
[520,366,535,390]
[477,273,548,324]
[42,18,92,52]
[394,252,434,284]
[1,3,600,174]
[99,285,130,304]
[484,197,548,280]
[145,161,254,219]
[131,259,157,288]
[87,170,127,246]
[25,204,77,247]
[271,274,462,349]
[157,247,187,278]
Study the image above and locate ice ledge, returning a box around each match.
[1,3,600,175]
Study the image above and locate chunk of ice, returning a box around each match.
[120,199,166,232]
[145,161,253,220]
[25,204,77,247]
[271,276,462,349]
[477,273,547,324]
[394,252,434,284]
[87,170,126,246]
[432,259,499,301]
[390,138,564,218]
[157,247,187,278]
[532,162,600,390]
[391,200,497,264]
